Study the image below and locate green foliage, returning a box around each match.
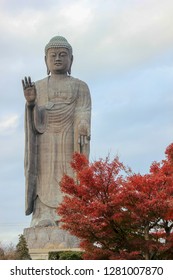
[48,251,60,260]
[59,251,83,260]
[48,251,83,260]
[16,234,31,260]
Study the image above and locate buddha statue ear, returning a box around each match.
[45,55,50,75]
[68,55,73,75]
[47,68,50,75]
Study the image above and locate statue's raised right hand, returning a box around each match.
[22,76,36,104]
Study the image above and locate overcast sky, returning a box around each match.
[0,0,173,245]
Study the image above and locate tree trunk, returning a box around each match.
[144,225,150,260]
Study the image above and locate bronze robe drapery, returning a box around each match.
[24,76,91,216]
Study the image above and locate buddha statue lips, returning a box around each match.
[22,36,91,227]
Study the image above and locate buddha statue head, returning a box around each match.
[45,36,73,75]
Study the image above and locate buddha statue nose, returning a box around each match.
[55,54,61,60]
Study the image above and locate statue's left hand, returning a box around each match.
[78,122,90,147]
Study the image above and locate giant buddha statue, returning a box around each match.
[22,36,91,227]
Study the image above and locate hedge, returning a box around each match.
[48,251,83,260]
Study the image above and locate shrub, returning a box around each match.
[48,251,83,260]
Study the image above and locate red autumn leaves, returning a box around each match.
[58,144,173,259]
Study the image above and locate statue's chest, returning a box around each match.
[36,77,79,107]
[48,80,77,103]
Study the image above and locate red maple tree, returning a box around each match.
[57,144,173,259]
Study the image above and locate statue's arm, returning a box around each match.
[22,77,47,133]
[22,76,36,107]
[74,81,91,158]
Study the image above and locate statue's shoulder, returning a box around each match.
[69,76,90,92]
[34,77,49,104]
[35,77,48,88]
[70,76,88,86]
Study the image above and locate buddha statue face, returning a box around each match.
[45,47,73,75]
[44,36,73,75]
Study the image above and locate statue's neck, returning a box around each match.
[49,73,68,81]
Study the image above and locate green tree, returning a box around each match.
[16,234,31,260]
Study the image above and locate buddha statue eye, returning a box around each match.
[49,53,56,58]
[59,52,67,58]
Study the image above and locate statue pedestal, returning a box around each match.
[24,227,80,260]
